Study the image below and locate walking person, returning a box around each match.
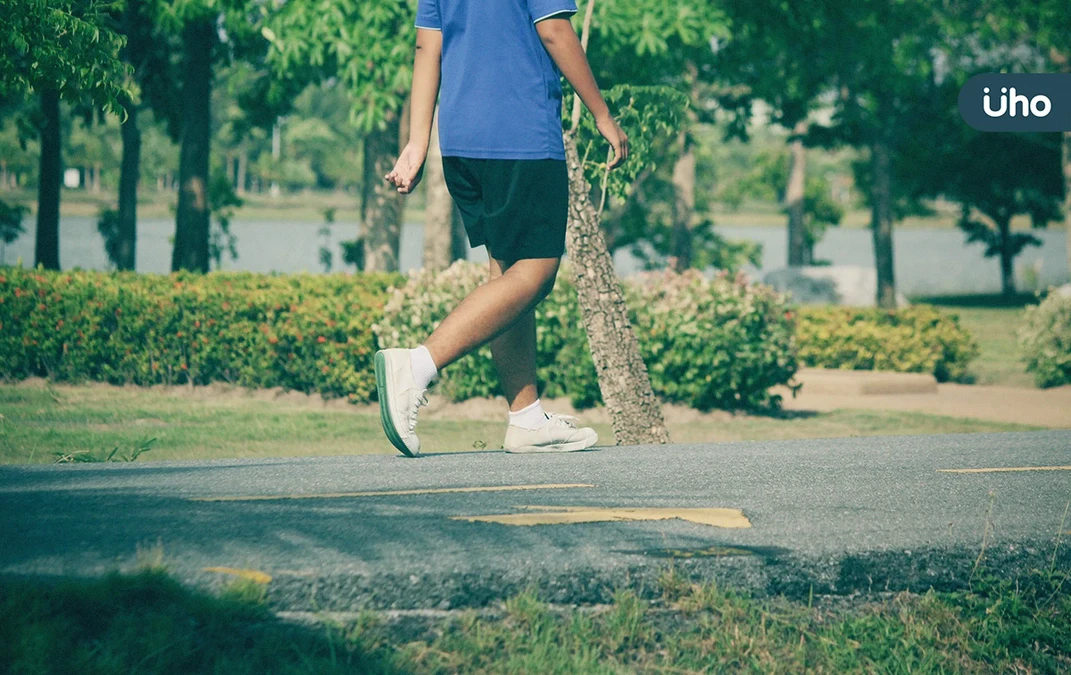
[375,0,628,456]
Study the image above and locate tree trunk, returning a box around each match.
[998,215,1016,296]
[669,130,695,272]
[35,89,61,271]
[117,100,140,271]
[871,140,896,308]
[564,133,670,445]
[1063,130,1070,283]
[786,119,808,266]
[236,144,248,196]
[171,17,215,273]
[361,120,404,272]
[422,113,454,270]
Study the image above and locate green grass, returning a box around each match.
[920,294,1040,388]
[0,382,1037,464]
[2,566,1068,674]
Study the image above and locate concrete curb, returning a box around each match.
[792,368,938,395]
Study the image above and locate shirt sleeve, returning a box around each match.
[527,0,578,24]
[415,0,441,30]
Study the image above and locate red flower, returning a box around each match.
[317,336,326,343]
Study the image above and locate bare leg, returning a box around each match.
[487,258,540,411]
[423,257,559,396]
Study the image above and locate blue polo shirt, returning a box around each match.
[415,0,578,160]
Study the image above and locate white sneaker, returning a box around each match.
[503,413,599,454]
[374,349,427,457]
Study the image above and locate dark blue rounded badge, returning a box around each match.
[958,73,1071,132]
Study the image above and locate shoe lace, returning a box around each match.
[546,412,579,429]
[408,390,429,432]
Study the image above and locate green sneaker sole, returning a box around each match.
[375,350,416,457]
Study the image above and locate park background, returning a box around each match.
[3,1,1071,672]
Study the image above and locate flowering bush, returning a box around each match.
[373,261,798,410]
[1019,289,1071,388]
[0,266,397,402]
[795,305,978,382]
[3,263,981,409]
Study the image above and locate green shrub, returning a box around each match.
[373,261,798,410]
[795,305,979,382]
[0,266,397,402]
[1019,289,1071,388]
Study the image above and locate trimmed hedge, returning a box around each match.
[0,267,398,402]
[795,306,978,382]
[3,264,980,408]
[1019,289,1071,388]
[373,262,799,410]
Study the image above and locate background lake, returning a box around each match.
[3,216,1068,297]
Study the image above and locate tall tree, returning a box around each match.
[974,0,1071,283]
[1,0,129,270]
[34,89,61,270]
[715,0,831,267]
[171,15,216,272]
[264,0,415,272]
[564,0,699,445]
[584,0,729,273]
[806,0,943,307]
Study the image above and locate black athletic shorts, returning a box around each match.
[442,156,568,262]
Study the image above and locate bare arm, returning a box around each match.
[386,28,443,194]
[535,17,629,168]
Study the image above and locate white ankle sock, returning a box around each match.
[409,345,438,391]
[509,399,549,430]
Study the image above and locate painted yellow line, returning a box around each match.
[937,466,1071,474]
[189,483,595,503]
[452,506,752,529]
[203,567,272,584]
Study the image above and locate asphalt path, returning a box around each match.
[2,431,1069,609]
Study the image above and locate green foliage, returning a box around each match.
[263,0,417,131]
[1018,290,1071,388]
[373,261,798,411]
[0,0,131,113]
[95,207,123,269]
[0,266,398,403]
[796,305,980,382]
[571,84,689,205]
[0,199,27,246]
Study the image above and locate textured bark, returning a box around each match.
[565,133,669,445]
[669,131,696,272]
[361,121,404,272]
[422,114,455,270]
[1063,131,1070,281]
[786,119,808,266]
[35,89,61,271]
[171,18,215,273]
[870,140,897,308]
[117,99,140,271]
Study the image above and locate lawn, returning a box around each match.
[920,293,1040,388]
[2,565,1068,673]
[0,380,1037,465]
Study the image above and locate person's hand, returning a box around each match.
[385,143,427,194]
[595,115,629,170]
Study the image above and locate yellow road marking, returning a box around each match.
[190,483,594,503]
[452,506,752,529]
[203,567,272,584]
[937,466,1071,474]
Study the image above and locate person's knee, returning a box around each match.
[503,257,560,302]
